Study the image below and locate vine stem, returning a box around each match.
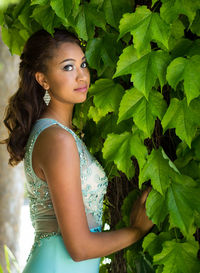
[174,228,178,242]
[107,164,114,180]
[151,0,161,12]
[151,137,157,150]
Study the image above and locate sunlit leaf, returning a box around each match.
[162,98,200,147]
[154,240,200,273]
[114,48,171,98]
[119,6,170,54]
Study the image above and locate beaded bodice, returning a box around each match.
[24,118,108,237]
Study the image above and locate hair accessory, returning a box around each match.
[43,89,51,106]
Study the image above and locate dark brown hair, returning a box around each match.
[1,29,80,166]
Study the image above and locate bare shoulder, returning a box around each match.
[33,124,78,169]
[39,124,75,142]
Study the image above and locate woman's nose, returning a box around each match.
[76,67,88,81]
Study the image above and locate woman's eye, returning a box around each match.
[63,64,73,71]
[81,61,88,68]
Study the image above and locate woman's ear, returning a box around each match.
[35,72,50,90]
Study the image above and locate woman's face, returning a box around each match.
[40,42,90,105]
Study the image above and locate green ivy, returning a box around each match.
[1,0,200,272]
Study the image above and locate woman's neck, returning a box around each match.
[41,102,74,129]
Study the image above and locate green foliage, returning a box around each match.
[162,98,200,147]
[114,48,171,99]
[154,239,200,273]
[88,79,124,120]
[1,0,200,272]
[118,88,167,137]
[102,129,147,179]
[119,6,170,55]
[166,55,200,104]
[139,148,173,194]
[0,0,20,8]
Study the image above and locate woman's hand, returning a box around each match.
[130,188,154,238]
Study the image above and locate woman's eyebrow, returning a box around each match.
[59,56,86,64]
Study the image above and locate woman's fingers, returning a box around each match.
[140,187,152,203]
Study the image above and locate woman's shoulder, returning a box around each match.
[35,123,77,153]
[32,122,80,172]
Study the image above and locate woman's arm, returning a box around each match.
[35,125,153,262]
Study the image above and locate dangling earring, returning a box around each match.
[43,89,51,106]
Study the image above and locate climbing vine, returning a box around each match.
[1,0,200,272]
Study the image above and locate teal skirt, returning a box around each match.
[22,228,101,273]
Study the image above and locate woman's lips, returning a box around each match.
[74,86,88,92]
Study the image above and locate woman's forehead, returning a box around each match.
[52,42,84,62]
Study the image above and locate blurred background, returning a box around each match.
[0,26,34,272]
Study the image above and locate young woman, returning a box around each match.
[1,29,153,273]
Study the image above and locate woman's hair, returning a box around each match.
[1,28,80,166]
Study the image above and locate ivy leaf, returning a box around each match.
[190,10,200,36]
[12,0,28,19]
[1,26,25,55]
[102,131,147,179]
[146,189,168,227]
[143,232,172,257]
[113,45,138,78]
[103,132,134,179]
[175,143,194,170]
[0,0,20,8]
[162,98,200,147]
[167,178,200,235]
[146,175,200,235]
[19,29,30,41]
[89,0,104,9]
[186,39,200,58]
[134,253,154,273]
[31,5,61,35]
[119,6,170,54]
[160,0,200,26]
[121,189,140,227]
[86,33,120,76]
[171,39,200,59]
[75,3,106,41]
[88,106,105,123]
[161,149,180,174]
[170,18,185,39]
[118,88,167,137]
[154,240,200,273]
[17,1,34,30]
[73,98,92,130]
[139,148,173,194]
[103,0,132,29]
[114,48,171,99]
[167,55,200,104]
[88,79,124,117]
[50,0,73,20]
[97,114,132,139]
[50,0,80,23]
[149,90,167,120]
[178,160,200,181]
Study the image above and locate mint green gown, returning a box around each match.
[22,118,108,273]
